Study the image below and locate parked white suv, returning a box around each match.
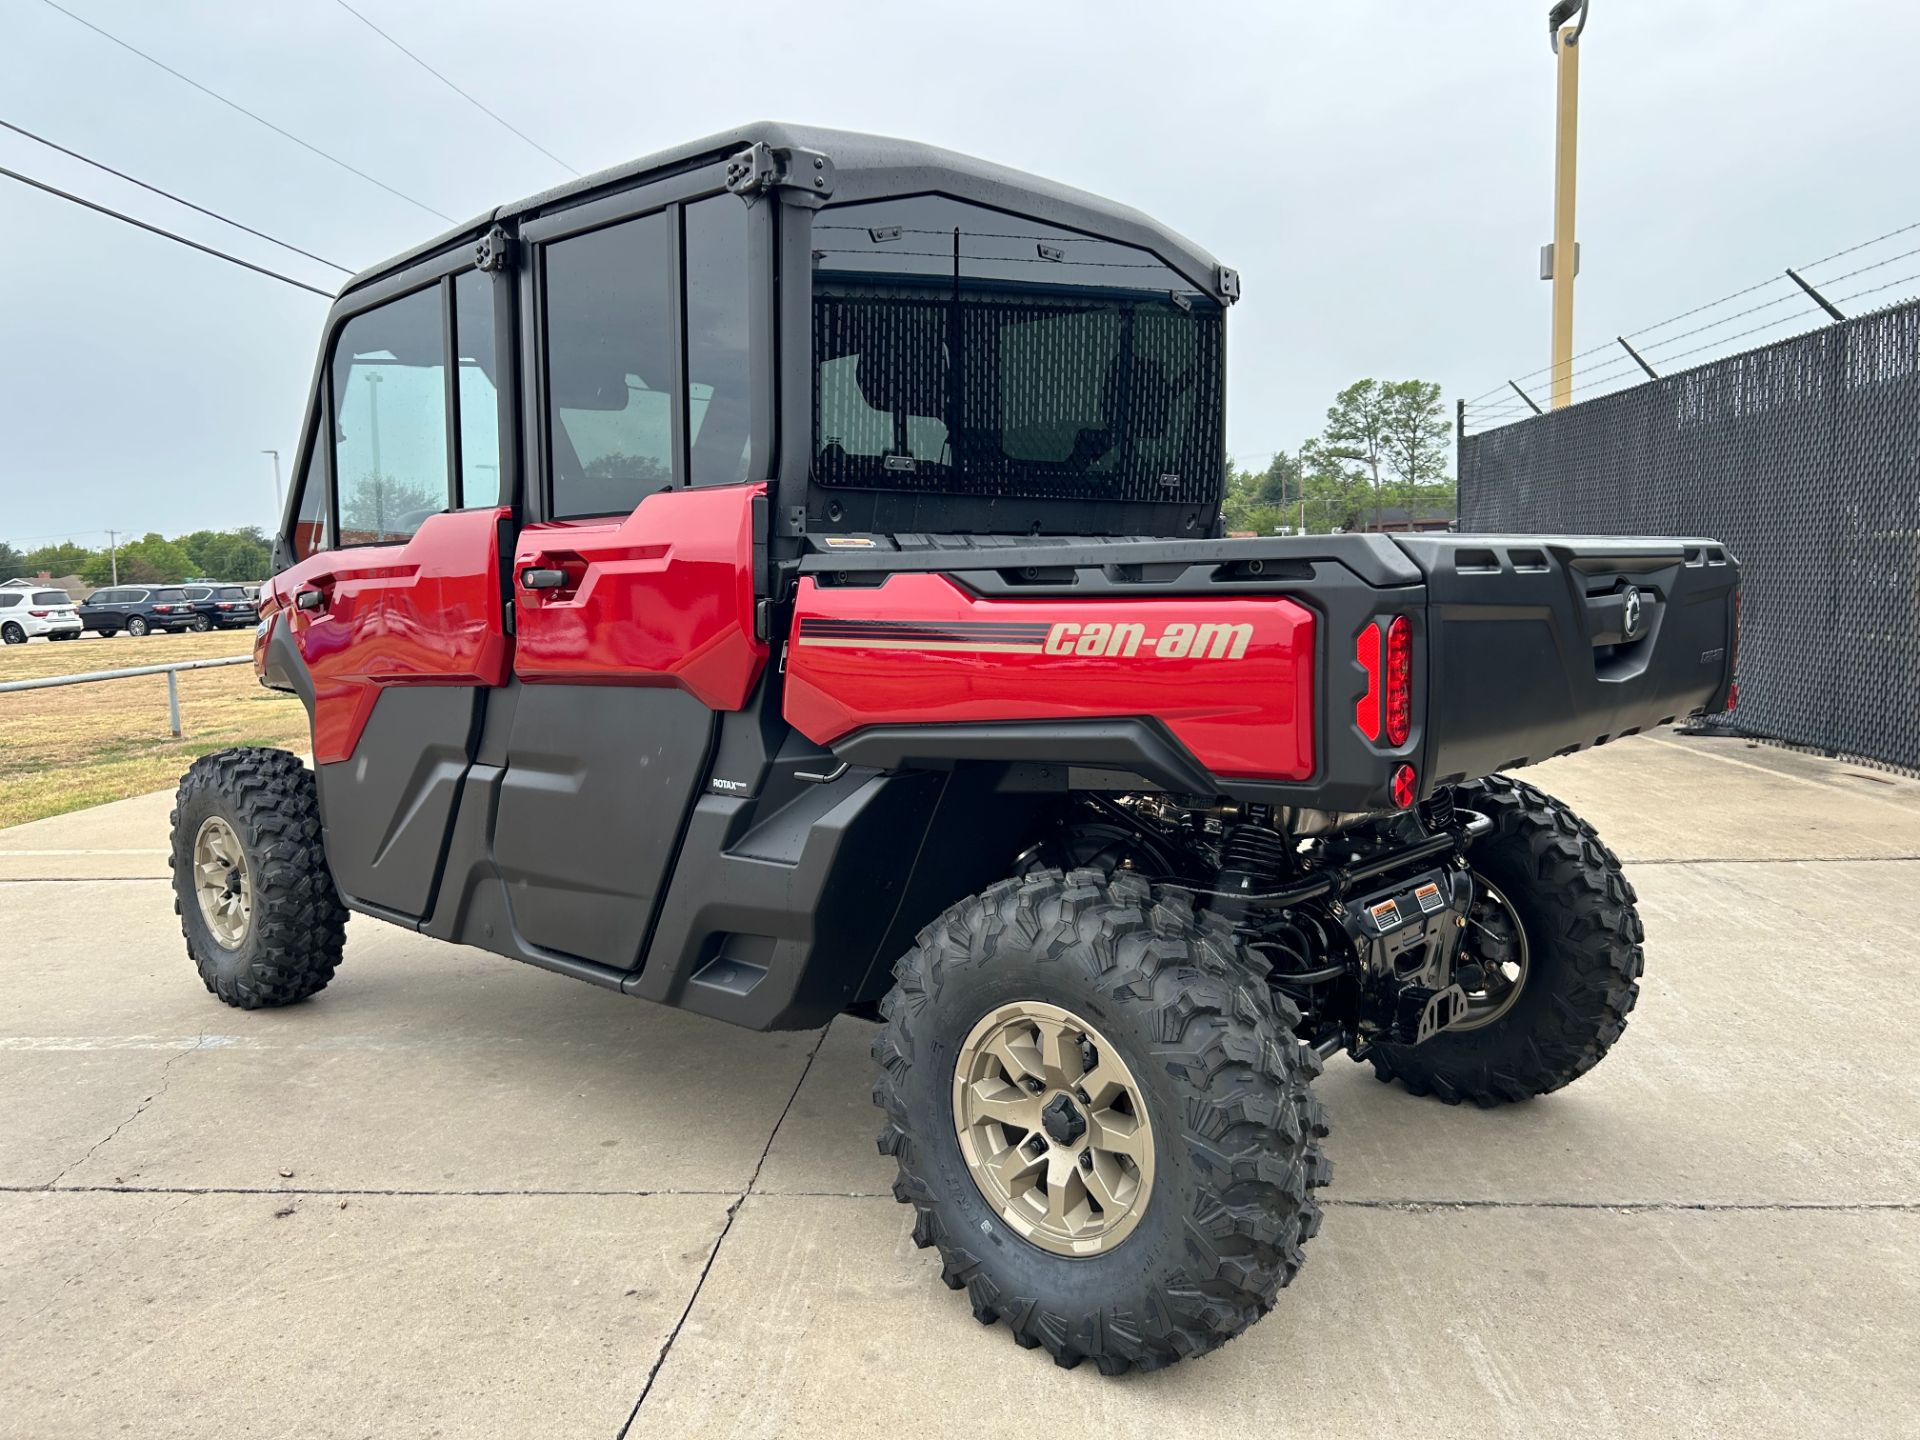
[0,582,83,643]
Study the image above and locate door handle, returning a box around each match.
[519,566,569,591]
[295,588,327,611]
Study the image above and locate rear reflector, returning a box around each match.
[1391,762,1417,808]
[1355,623,1383,741]
[1385,615,1412,746]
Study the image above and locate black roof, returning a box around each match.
[341,121,1230,302]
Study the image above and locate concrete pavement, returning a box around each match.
[2,733,1917,1437]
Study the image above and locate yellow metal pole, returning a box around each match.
[1549,24,1581,408]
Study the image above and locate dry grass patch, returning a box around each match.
[0,632,306,829]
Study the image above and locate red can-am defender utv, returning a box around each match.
[171,124,1739,1373]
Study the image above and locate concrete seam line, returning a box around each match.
[614,1023,830,1438]
[3,1184,746,1198]
[39,1033,207,1187]
[1322,1198,1920,1213]
[1624,854,1920,866]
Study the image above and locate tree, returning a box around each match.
[22,540,96,578]
[341,474,442,540]
[0,540,24,579]
[1297,441,1373,533]
[1319,380,1394,531]
[1381,379,1451,489]
[195,530,273,581]
[112,533,193,583]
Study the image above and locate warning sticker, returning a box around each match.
[1414,881,1445,914]
[1369,898,1403,931]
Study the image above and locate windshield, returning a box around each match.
[811,196,1223,508]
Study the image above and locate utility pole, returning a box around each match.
[1545,0,1589,409]
[106,529,119,585]
[261,449,284,513]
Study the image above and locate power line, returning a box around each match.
[328,0,578,177]
[0,162,335,297]
[0,116,353,274]
[37,0,453,222]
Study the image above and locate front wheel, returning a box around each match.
[1368,774,1644,1105]
[125,616,150,637]
[170,748,348,1009]
[873,868,1329,1372]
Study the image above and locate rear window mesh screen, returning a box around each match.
[813,285,1223,506]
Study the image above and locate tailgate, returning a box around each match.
[1393,535,1740,783]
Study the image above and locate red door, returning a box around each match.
[509,484,767,707]
[267,508,512,764]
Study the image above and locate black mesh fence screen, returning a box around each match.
[1461,300,1920,772]
[813,286,1224,506]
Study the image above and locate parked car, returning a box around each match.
[0,583,83,643]
[79,585,200,636]
[182,584,260,631]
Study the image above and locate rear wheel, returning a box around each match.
[170,748,347,1009]
[1368,775,1643,1105]
[1,622,23,645]
[191,613,212,632]
[126,616,150,637]
[874,868,1329,1372]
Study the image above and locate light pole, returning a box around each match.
[261,449,283,513]
[1545,0,1588,408]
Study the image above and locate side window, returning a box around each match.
[332,286,450,546]
[455,271,502,507]
[683,196,752,487]
[291,440,330,560]
[544,211,675,517]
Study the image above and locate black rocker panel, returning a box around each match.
[489,685,717,969]
[311,685,481,921]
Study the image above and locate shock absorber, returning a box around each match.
[1215,822,1292,910]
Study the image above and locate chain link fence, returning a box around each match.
[1460,297,1920,773]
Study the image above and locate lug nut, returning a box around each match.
[1022,1076,1044,1093]
[1078,1150,1092,1171]
[1074,1087,1091,1105]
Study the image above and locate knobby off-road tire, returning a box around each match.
[1369,774,1644,1105]
[170,748,347,1009]
[873,867,1329,1373]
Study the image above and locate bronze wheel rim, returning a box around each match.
[1451,874,1530,1032]
[192,815,253,950]
[951,1000,1155,1258]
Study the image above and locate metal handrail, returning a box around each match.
[0,653,252,738]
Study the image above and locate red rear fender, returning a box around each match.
[783,573,1316,783]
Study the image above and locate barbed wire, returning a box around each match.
[1461,217,1920,434]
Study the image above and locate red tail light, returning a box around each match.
[1355,623,1383,740]
[29,609,49,618]
[1391,762,1418,808]
[1385,615,1412,745]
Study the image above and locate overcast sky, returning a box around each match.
[3,0,1915,547]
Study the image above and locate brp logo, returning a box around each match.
[1622,586,1643,638]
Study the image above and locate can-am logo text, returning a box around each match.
[1044,620,1254,660]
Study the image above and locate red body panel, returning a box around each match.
[511,484,768,710]
[257,508,512,763]
[784,573,1317,782]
